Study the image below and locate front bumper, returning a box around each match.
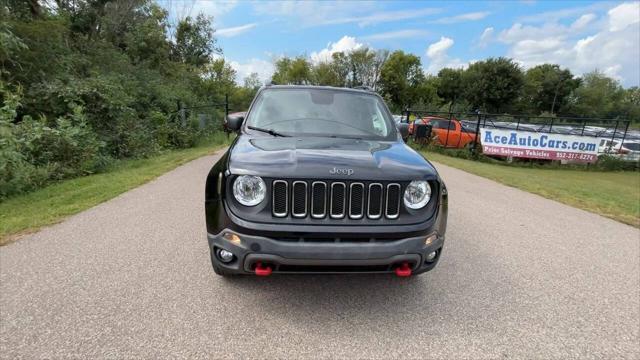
[208,230,445,275]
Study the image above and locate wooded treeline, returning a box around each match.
[272,51,639,118]
[1,0,257,199]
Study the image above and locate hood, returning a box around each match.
[228,135,438,181]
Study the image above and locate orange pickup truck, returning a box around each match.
[410,116,478,149]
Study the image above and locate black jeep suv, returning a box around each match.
[205,85,448,276]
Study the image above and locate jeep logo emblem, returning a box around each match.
[329,167,354,176]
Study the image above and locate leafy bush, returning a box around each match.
[0,84,110,199]
[595,155,639,171]
[0,85,47,198]
[14,109,109,179]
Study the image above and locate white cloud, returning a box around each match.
[253,1,440,27]
[608,2,640,31]
[425,36,467,74]
[516,2,610,23]
[433,11,491,24]
[571,13,596,30]
[499,2,640,86]
[329,7,442,27]
[362,29,429,41]
[478,27,494,47]
[427,37,454,58]
[498,22,568,44]
[310,36,364,63]
[229,58,274,84]
[216,23,257,38]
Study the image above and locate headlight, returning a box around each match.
[233,175,266,206]
[403,180,431,209]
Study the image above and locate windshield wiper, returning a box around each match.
[247,126,290,137]
[328,134,364,140]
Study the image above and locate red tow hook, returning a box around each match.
[254,262,273,276]
[395,262,412,277]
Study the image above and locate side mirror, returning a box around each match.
[226,114,244,131]
[397,123,409,139]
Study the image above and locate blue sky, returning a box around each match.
[159,1,640,87]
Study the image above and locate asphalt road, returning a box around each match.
[1,149,639,359]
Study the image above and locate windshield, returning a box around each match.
[245,88,396,140]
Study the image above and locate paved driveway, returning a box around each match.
[1,149,638,358]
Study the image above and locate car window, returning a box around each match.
[246,88,396,140]
[371,104,388,135]
[431,120,453,129]
[623,142,640,151]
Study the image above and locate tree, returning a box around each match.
[568,70,625,118]
[324,48,388,89]
[347,48,376,88]
[311,62,343,87]
[436,68,464,112]
[331,52,350,86]
[121,2,172,66]
[173,14,220,68]
[378,50,425,111]
[271,56,311,85]
[271,57,291,84]
[202,58,236,95]
[414,75,441,110]
[231,72,262,110]
[619,87,640,122]
[462,57,524,113]
[243,72,262,90]
[288,57,311,84]
[522,64,580,115]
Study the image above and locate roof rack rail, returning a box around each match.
[352,85,374,92]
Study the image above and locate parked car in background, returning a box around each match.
[410,116,478,148]
[392,114,406,125]
[598,139,640,161]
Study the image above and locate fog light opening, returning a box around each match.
[425,251,438,263]
[216,248,235,263]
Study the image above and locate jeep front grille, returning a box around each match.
[271,180,402,220]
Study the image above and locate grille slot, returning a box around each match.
[311,182,327,218]
[270,180,403,220]
[272,180,288,217]
[291,181,308,217]
[330,182,346,218]
[386,183,401,219]
[368,183,383,219]
[349,183,365,219]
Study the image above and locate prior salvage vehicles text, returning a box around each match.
[204,85,448,277]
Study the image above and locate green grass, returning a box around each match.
[422,151,640,227]
[0,134,231,244]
